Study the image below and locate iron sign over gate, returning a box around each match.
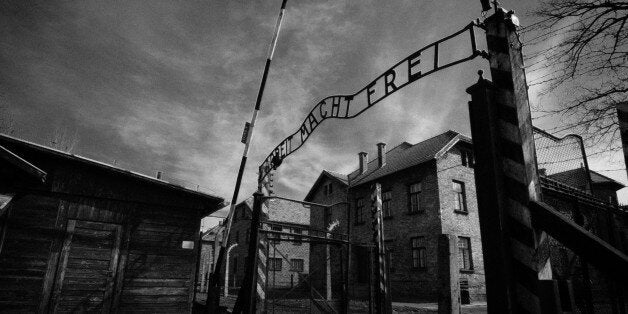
[259,22,487,180]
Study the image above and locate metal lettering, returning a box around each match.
[258,22,483,181]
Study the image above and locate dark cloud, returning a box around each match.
[7,0,622,207]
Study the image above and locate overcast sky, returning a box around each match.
[2,0,626,223]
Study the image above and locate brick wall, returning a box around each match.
[306,178,349,300]
[436,146,486,302]
[226,199,311,289]
[349,160,443,302]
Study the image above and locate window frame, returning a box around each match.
[385,239,395,273]
[382,190,393,218]
[355,198,365,224]
[292,227,302,245]
[269,257,283,271]
[408,182,422,213]
[461,150,474,168]
[270,225,282,244]
[458,236,473,272]
[411,236,427,270]
[452,180,468,213]
[290,258,304,272]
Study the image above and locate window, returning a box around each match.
[409,183,422,213]
[292,228,302,245]
[290,259,304,272]
[411,237,427,269]
[382,191,392,218]
[270,225,282,244]
[246,228,250,243]
[453,181,467,213]
[355,198,365,224]
[385,240,395,273]
[461,150,474,168]
[269,258,282,271]
[323,183,334,196]
[458,237,473,271]
[324,207,331,226]
[232,256,238,274]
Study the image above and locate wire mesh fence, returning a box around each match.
[257,198,350,313]
[534,127,592,192]
[534,127,628,313]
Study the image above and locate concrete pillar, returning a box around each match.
[438,234,460,314]
[616,102,628,179]
[466,8,557,314]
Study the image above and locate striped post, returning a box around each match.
[370,183,391,313]
[256,231,268,310]
[466,8,559,313]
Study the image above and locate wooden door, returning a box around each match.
[50,220,123,313]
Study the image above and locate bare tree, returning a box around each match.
[523,0,628,154]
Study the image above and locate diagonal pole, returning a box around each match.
[204,0,288,312]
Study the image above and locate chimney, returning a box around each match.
[359,152,368,174]
[156,171,162,179]
[377,142,386,168]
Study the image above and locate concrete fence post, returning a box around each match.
[438,234,460,314]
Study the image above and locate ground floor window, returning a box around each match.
[269,257,282,271]
[411,237,426,269]
[290,258,304,272]
[458,237,473,271]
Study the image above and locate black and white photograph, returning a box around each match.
[0,0,627,313]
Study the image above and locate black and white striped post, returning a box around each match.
[466,7,560,314]
[205,0,288,312]
[370,183,391,314]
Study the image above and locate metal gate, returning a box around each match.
[256,197,350,313]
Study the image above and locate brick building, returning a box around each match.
[225,197,311,290]
[197,222,225,293]
[305,130,486,303]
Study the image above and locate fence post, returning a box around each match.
[437,234,460,314]
[232,192,263,313]
[466,7,559,313]
[370,183,391,313]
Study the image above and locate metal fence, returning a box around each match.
[256,197,350,313]
[534,127,628,313]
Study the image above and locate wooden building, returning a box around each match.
[0,134,224,313]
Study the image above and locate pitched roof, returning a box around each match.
[0,133,224,203]
[237,196,311,226]
[348,130,462,186]
[303,170,349,201]
[303,130,467,196]
[547,168,625,191]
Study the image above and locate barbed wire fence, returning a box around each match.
[533,127,627,313]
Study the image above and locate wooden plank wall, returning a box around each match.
[0,194,59,312]
[119,205,199,313]
[0,193,203,313]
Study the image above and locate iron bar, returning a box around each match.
[206,0,288,311]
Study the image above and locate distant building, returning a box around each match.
[305,130,628,307]
[226,197,310,290]
[305,130,486,303]
[0,134,224,313]
[197,221,225,293]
